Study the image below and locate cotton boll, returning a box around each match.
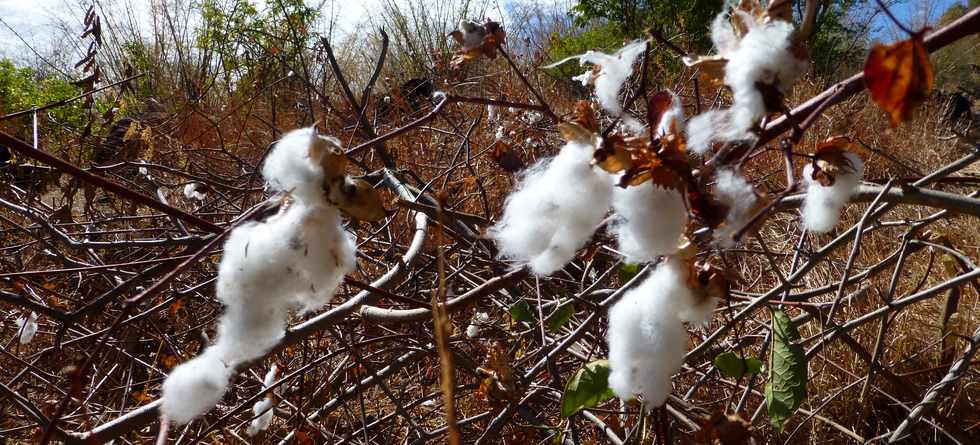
[611,183,687,263]
[580,41,647,119]
[246,365,279,436]
[713,169,758,247]
[486,105,497,123]
[801,153,864,233]
[572,71,592,86]
[162,127,357,424]
[607,258,718,407]
[15,312,38,344]
[184,182,207,201]
[546,41,646,126]
[711,13,739,56]
[466,312,491,338]
[607,259,690,407]
[490,141,613,276]
[262,128,332,202]
[161,351,232,425]
[723,20,805,136]
[687,15,807,154]
[263,364,279,389]
[686,110,732,156]
[247,398,275,436]
[654,92,685,137]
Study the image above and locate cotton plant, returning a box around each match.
[183,182,207,201]
[685,0,809,154]
[488,121,614,276]
[713,168,760,247]
[607,246,727,407]
[15,312,38,344]
[247,364,279,436]
[801,140,865,233]
[448,19,506,68]
[545,40,648,132]
[160,127,385,425]
[608,92,690,263]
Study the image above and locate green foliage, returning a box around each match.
[560,359,615,417]
[714,351,763,379]
[932,0,980,91]
[570,0,721,52]
[191,0,318,95]
[546,23,630,82]
[0,60,85,128]
[509,299,535,324]
[617,263,641,283]
[546,303,575,332]
[765,308,807,432]
[806,0,868,76]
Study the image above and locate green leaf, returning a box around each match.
[714,352,764,379]
[546,303,575,332]
[765,308,807,433]
[560,360,615,417]
[618,263,641,283]
[509,300,535,324]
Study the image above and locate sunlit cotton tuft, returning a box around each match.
[489,139,613,275]
[607,258,716,407]
[546,40,647,132]
[713,169,758,247]
[687,13,807,154]
[161,127,356,425]
[801,152,864,233]
[611,182,687,263]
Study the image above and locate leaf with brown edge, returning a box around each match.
[683,55,727,84]
[571,100,599,133]
[863,32,934,127]
[490,140,524,173]
[336,178,387,222]
[695,411,753,445]
[593,141,634,174]
[810,136,859,187]
[647,90,675,132]
[764,0,793,23]
[558,122,598,146]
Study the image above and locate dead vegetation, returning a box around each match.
[1,1,979,444]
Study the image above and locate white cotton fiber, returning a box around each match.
[160,350,231,425]
[654,92,685,137]
[183,183,207,201]
[15,312,38,344]
[262,128,337,202]
[161,127,357,425]
[607,258,716,407]
[723,19,806,137]
[611,183,687,263]
[687,13,807,155]
[247,398,275,436]
[713,169,758,247]
[801,153,864,233]
[546,41,647,130]
[490,140,613,276]
[246,365,279,436]
[263,364,279,389]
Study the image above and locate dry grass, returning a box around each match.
[1,16,979,445]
